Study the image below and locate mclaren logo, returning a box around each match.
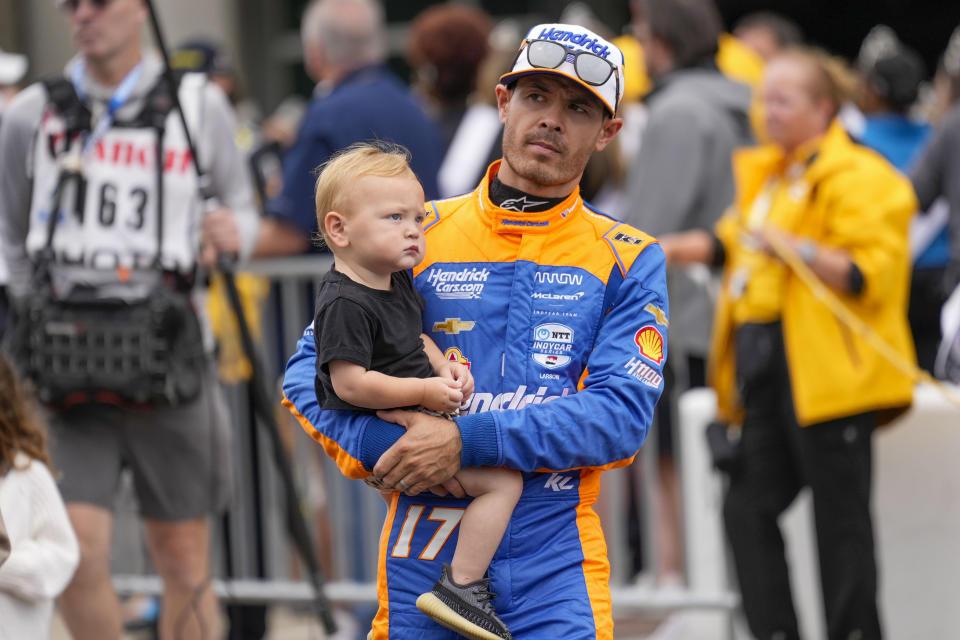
[433,318,476,335]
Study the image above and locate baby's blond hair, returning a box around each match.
[313,142,417,246]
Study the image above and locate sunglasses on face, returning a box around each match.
[57,0,114,12]
[522,39,617,87]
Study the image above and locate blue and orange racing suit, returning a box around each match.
[282,161,669,639]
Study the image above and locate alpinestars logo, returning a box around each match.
[499,195,549,211]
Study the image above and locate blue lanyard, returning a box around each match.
[70,59,143,156]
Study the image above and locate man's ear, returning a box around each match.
[323,211,349,249]
[495,84,512,124]
[595,115,624,152]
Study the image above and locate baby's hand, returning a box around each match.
[445,363,474,401]
[421,377,464,413]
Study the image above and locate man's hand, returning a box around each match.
[426,475,467,497]
[373,410,464,496]
[421,377,464,413]
[200,208,241,266]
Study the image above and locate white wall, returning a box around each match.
[680,384,960,639]
[872,385,960,638]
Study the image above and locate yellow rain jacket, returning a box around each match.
[716,33,765,88]
[710,121,917,426]
[612,34,652,102]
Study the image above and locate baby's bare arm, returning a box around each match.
[422,334,474,399]
[421,334,449,373]
[329,360,462,412]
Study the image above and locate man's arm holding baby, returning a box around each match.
[283,327,465,494]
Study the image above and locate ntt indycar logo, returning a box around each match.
[533,322,574,369]
[425,267,490,300]
[538,27,612,58]
[463,385,571,414]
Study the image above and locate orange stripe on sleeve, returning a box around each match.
[281,392,369,480]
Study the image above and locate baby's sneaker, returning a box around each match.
[416,563,512,640]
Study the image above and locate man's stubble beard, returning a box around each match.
[501,125,587,188]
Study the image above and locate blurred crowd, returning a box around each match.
[1,0,960,639]
[148,0,959,383]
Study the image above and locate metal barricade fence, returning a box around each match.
[110,255,739,635]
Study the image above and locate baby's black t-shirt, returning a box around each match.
[313,267,434,412]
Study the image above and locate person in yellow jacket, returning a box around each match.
[661,47,916,640]
[718,12,804,144]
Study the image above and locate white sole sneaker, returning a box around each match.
[416,592,508,640]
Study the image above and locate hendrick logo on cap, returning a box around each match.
[501,22,625,115]
[537,26,612,59]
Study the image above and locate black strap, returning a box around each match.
[39,77,88,249]
[39,74,179,275]
[36,79,86,281]
[41,77,90,139]
[131,76,178,271]
[155,125,166,270]
[122,71,178,129]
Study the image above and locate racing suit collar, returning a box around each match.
[478,160,581,235]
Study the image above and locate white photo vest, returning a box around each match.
[26,73,206,294]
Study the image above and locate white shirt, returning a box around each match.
[0,453,79,639]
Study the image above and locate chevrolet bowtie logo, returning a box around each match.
[433,318,476,335]
[645,304,669,327]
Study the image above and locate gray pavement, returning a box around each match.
[50,608,664,639]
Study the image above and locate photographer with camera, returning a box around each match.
[0,1,259,638]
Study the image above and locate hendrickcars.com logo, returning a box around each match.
[425,267,490,300]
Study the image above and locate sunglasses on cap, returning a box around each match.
[57,0,114,12]
[521,39,617,87]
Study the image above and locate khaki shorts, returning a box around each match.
[47,363,233,521]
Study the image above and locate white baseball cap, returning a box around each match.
[0,48,27,86]
[499,23,625,116]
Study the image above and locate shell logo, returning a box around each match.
[444,347,471,370]
[634,326,664,364]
